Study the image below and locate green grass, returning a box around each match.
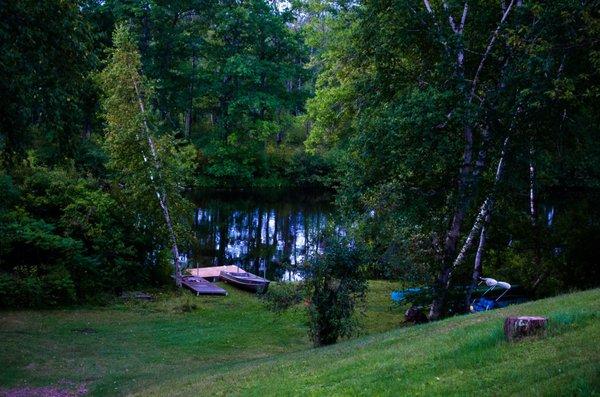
[0,280,398,395]
[141,288,600,397]
[1,284,598,396]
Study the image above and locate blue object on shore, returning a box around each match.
[471,297,528,312]
[471,297,496,312]
[391,288,422,303]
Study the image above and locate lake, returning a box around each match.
[190,190,334,281]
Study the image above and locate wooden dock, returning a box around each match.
[182,266,260,296]
[181,275,227,296]
[187,265,248,280]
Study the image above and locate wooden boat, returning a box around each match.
[181,275,228,296]
[219,271,270,293]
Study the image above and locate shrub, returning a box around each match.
[0,273,18,307]
[262,282,304,312]
[45,266,77,306]
[0,165,158,307]
[304,235,367,346]
[0,264,77,308]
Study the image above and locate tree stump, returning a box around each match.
[504,316,547,341]
[405,306,429,324]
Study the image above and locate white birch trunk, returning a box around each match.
[132,79,182,287]
[529,138,544,288]
[447,135,510,284]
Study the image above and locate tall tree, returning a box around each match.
[307,0,600,318]
[100,24,193,285]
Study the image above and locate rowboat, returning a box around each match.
[219,271,270,293]
[181,275,228,296]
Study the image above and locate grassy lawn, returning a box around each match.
[138,288,600,397]
[1,283,598,396]
[0,280,399,396]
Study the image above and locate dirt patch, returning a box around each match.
[1,382,87,397]
[24,363,37,371]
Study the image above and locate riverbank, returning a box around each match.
[1,285,598,396]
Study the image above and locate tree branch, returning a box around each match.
[459,2,468,33]
[422,0,451,55]
[469,0,515,102]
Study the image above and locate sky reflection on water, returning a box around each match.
[191,192,332,281]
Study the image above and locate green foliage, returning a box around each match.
[195,0,316,187]
[92,0,318,188]
[304,234,367,346]
[0,165,153,307]
[0,0,95,163]
[99,23,194,264]
[304,6,362,153]
[262,282,305,312]
[306,0,600,301]
[482,192,600,298]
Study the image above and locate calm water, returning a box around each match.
[190,190,334,281]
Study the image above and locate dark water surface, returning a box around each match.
[190,190,334,281]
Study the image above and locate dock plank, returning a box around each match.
[187,265,247,279]
[181,275,227,296]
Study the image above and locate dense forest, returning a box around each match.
[1,0,599,319]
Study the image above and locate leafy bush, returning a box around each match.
[304,235,367,346]
[262,282,304,312]
[0,267,75,308]
[45,265,77,305]
[0,165,161,307]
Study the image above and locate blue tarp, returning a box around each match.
[471,297,528,312]
[391,287,528,313]
[391,288,422,303]
[471,298,496,311]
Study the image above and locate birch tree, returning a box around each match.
[306,0,599,319]
[100,24,192,286]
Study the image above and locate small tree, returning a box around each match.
[304,235,367,347]
[99,24,193,285]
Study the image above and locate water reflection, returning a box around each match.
[191,191,332,281]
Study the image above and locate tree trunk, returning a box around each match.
[429,124,475,320]
[465,215,488,309]
[132,78,182,287]
[504,316,547,341]
[185,53,196,138]
[429,135,509,320]
[529,140,542,275]
[184,110,192,138]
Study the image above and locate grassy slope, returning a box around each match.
[0,280,398,396]
[137,288,600,397]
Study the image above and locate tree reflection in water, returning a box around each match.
[192,191,333,281]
